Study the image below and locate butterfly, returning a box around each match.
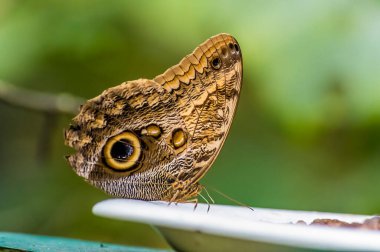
[64,33,242,202]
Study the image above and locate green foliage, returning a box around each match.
[0,1,379,250]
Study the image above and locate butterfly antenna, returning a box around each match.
[198,192,211,212]
[202,186,215,204]
[208,186,254,212]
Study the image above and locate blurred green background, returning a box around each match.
[0,0,379,250]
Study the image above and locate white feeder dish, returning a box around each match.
[93,199,380,252]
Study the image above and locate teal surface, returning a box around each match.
[0,232,168,252]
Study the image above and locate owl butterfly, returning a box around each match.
[65,33,242,202]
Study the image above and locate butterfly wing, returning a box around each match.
[65,33,242,201]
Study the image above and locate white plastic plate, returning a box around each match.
[93,199,380,251]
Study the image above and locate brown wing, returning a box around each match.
[153,33,243,184]
[64,33,242,202]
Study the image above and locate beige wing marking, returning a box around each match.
[165,65,202,135]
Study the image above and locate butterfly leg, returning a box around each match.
[183,197,198,211]
[168,190,180,205]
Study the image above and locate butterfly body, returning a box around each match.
[65,33,242,202]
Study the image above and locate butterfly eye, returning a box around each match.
[211,57,222,70]
[102,132,142,171]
